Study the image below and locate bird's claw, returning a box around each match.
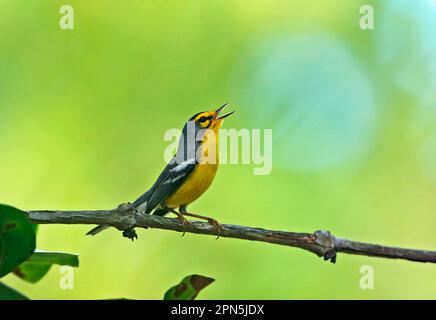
[122,227,138,241]
[177,215,191,237]
[207,218,222,239]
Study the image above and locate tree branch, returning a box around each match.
[26,208,436,264]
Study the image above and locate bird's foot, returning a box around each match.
[176,214,191,237]
[206,218,223,240]
[178,210,223,239]
[117,202,133,212]
[122,227,138,241]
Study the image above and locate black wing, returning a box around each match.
[132,157,196,213]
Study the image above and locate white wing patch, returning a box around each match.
[170,158,195,172]
[163,173,187,185]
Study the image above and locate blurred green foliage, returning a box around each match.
[0,205,80,298]
[15,250,79,283]
[1,0,436,299]
[0,205,35,278]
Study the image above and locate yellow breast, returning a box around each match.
[163,162,218,208]
[163,126,220,209]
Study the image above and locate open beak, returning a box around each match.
[214,103,235,120]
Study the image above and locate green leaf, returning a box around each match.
[0,282,29,300]
[164,274,215,300]
[14,263,51,283]
[0,205,36,278]
[27,250,79,267]
[14,250,79,283]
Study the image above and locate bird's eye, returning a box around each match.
[198,116,207,123]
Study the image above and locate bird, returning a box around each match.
[87,103,234,238]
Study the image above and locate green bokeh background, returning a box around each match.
[2,0,436,299]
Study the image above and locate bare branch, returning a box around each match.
[26,208,436,264]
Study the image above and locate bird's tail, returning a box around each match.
[86,225,110,236]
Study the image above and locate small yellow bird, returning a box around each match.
[87,103,234,237]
